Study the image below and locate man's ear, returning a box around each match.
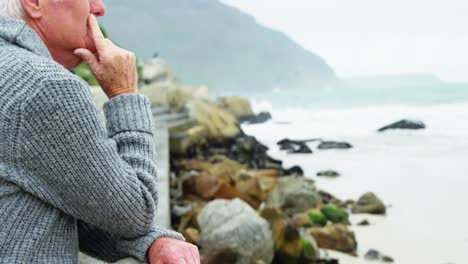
[21,0,44,19]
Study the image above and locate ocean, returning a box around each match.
[239,83,468,264]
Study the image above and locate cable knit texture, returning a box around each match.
[0,16,184,264]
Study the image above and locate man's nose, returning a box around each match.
[90,0,106,17]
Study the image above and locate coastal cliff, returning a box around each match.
[100,0,336,94]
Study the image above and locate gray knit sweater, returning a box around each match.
[0,16,184,263]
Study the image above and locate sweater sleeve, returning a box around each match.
[16,76,180,241]
[78,220,185,263]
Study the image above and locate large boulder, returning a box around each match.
[308,224,358,255]
[267,176,322,215]
[197,199,274,264]
[352,192,386,215]
[377,119,426,132]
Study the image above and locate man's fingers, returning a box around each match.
[88,14,106,52]
[74,48,99,70]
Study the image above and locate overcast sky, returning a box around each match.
[222,0,468,82]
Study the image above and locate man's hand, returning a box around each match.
[74,14,138,99]
[147,237,200,264]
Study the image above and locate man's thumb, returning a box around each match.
[74,48,99,70]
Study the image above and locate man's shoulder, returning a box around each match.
[0,42,85,86]
[0,42,92,103]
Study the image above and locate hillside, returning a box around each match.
[100,0,336,94]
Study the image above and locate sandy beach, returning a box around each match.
[243,102,468,264]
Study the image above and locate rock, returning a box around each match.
[175,201,205,232]
[382,255,395,262]
[378,119,426,132]
[183,227,200,245]
[352,192,386,215]
[299,229,321,261]
[253,169,281,178]
[218,96,255,120]
[188,99,240,139]
[197,199,274,264]
[364,249,394,263]
[183,171,259,208]
[235,176,264,203]
[257,175,278,193]
[317,141,353,150]
[308,224,358,255]
[169,123,208,154]
[282,166,304,176]
[364,249,380,260]
[357,219,370,226]
[321,203,350,225]
[239,112,272,124]
[208,155,246,183]
[140,58,178,85]
[268,176,322,215]
[318,190,339,205]
[292,213,314,228]
[234,169,278,203]
[306,209,328,226]
[315,259,339,264]
[288,143,313,154]
[260,208,319,263]
[316,170,340,178]
[317,190,351,209]
[261,208,302,261]
[172,203,193,217]
[277,139,319,154]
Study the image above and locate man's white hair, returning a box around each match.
[0,0,25,19]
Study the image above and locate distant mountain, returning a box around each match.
[100,0,336,94]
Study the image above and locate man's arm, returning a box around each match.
[78,221,184,263]
[17,77,171,238]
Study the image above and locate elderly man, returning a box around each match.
[0,0,200,263]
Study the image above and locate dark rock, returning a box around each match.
[377,119,426,132]
[282,166,304,176]
[364,249,394,263]
[317,170,340,178]
[364,249,380,260]
[287,143,313,154]
[357,219,370,226]
[317,190,347,208]
[239,111,272,124]
[318,141,353,150]
[316,259,339,264]
[352,192,386,215]
[277,138,323,154]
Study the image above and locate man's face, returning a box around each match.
[38,0,105,55]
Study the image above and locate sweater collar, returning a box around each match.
[0,16,51,59]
